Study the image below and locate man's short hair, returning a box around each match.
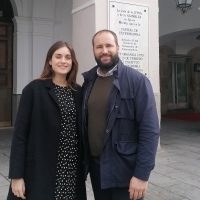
[92,29,119,47]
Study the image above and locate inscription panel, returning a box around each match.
[108,1,149,76]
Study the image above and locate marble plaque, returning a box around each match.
[108,1,149,76]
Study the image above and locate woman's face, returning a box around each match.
[49,46,72,77]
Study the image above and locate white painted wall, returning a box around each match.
[176,32,200,55]
[31,18,55,79]
[32,0,55,19]
[73,0,159,95]
[159,0,200,37]
[11,0,73,94]
[72,0,160,148]
[12,17,32,94]
[161,31,200,57]
[55,0,73,44]
[11,0,159,95]
[72,1,96,84]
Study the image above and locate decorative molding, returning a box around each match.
[32,33,54,37]
[32,17,55,25]
[12,16,31,27]
[72,0,95,14]
[12,16,32,34]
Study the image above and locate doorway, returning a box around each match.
[168,58,188,110]
[0,22,13,127]
[0,0,14,127]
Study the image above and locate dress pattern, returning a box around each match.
[54,84,78,200]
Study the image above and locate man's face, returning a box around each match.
[93,32,119,72]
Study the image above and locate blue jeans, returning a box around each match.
[90,159,144,200]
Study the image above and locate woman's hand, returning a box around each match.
[11,178,26,199]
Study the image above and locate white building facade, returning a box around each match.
[1,0,159,127]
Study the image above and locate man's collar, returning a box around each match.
[97,65,117,77]
[82,59,124,82]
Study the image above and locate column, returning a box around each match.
[32,18,55,78]
[73,0,160,147]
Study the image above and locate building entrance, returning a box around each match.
[168,58,188,110]
[0,22,13,127]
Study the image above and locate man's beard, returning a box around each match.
[95,53,119,73]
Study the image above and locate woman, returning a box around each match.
[7,41,87,200]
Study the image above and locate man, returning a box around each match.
[82,30,160,200]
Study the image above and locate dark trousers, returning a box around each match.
[89,159,144,200]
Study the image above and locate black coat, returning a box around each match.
[7,79,86,200]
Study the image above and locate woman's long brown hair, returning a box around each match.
[39,41,78,88]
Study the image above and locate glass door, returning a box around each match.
[168,58,188,110]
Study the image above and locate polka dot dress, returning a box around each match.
[54,84,78,200]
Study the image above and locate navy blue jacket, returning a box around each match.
[82,59,160,189]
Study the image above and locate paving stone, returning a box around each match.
[161,133,181,140]
[167,171,200,189]
[0,185,9,200]
[166,183,200,200]
[165,162,200,177]
[0,161,9,177]
[168,144,200,153]
[0,148,11,157]
[173,155,200,168]
[149,171,180,188]
[0,135,12,143]
[146,183,185,200]
[161,139,188,145]
[86,189,94,200]
[4,177,10,182]
[86,177,92,190]
[190,136,200,142]
[0,153,9,163]
[86,185,92,192]
[0,138,11,149]
[156,153,200,168]
[159,144,179,152]
[181,199,190,200]
[0,174,10,187]
[155,154,182,165]
[153,163,180,175]
[164,148,200,160]
[1,120,200,199]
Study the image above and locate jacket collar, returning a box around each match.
[114,59,124,79]
[44,78,77,90]
[82,59,124,91]
[44,79,54,88]
[44,79,80,110]
[43,79,59,106]
[82,65,98,83]
[82,59,124,80]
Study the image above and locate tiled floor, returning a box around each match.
[1,118,200,199]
